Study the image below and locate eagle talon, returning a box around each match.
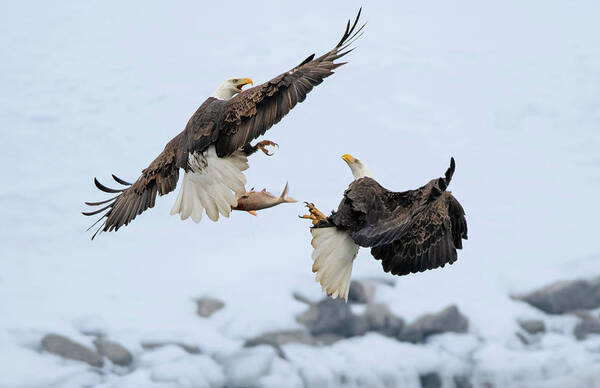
[257,140,278,156]
[301,202,327,226]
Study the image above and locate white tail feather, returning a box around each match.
[170,146,248,222]
[310,227,359,302]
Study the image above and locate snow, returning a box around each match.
[1,0,600,386]
[0,345,83,388]
[150,354,224,388]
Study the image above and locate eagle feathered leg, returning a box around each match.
[242,140,279,156]
[300,202,327,226]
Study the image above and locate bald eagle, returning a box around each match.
[301,155,468,301]
[83,10,364,239]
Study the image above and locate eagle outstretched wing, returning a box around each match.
[323,158,468,275]
[82,139,181,239]
[215,8,365,157]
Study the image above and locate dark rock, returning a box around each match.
[297,298,355,337]
[514,278,600,314]
[348,280,374,304]
[364,303,405,337]
[245,330,315,357]
[348,314,370,337]
[518,319,546,335]
[400,305,469,343]
[245,330,315,348]
[41,334,103,367]
[314,333,344,345]
[196,297,225,318]
[453,375,473,388]
[93,339,133,366]
[141,341,201,354]
[420,372,442,388]
[572,311,600,340]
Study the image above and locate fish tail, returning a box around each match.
[280,182,297,203]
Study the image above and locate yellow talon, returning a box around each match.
[300,202,327,225]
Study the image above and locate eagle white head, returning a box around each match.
[342,154,372,179]
[211,77,253,100]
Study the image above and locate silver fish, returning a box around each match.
[232,182,297,215]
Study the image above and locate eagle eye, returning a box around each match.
[231,78,239,83]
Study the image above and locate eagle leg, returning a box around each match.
[299,202,327,226]
[242,140,279,156]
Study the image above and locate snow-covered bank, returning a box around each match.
[1,0,600,387]
[2,278,600,388]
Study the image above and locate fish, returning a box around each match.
[232,182,297,215]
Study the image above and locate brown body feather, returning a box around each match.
[84,9,364,238]
[316,158,468,276]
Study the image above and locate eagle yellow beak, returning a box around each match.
[240,78,253,86]
[342,154,356,164]
[235,78,253,91]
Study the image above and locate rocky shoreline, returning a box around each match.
[33,276,600,387]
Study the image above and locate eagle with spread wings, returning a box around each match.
[301,155,468,301]
[83,10,364,238]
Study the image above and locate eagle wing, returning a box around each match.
[324,158,468,276]
[214,9,365,157]
[82,136,182,239]
[369,192,467,275]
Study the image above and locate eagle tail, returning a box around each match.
[170,147,248,222]
[310,226,359,302]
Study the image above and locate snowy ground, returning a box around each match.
[1,1,600,387]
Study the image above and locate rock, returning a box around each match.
[420,372,442,388]
[196,297,225,318]
[296,298,355,337]
[514,278,600,314]
[453,375,473,388]
[518,319,546,335]
[245,330,315,348]
[93,338,133,366]
[141,341,202,354]
[41,334,103,367]
[400,305,469,343]
[244,330,315,357]
[348,280,375,304]
[572,311,600,340]
[314,333,344,345]
[364,303,405,337]
[348,313,370,336]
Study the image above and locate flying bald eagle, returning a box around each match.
[301,155,468,301]
[83,10,364,239]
